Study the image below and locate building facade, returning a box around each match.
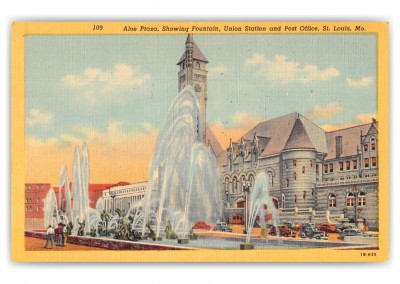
[217,114,379,230]
[102,182,147,215]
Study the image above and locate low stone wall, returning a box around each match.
[343,236,378,245]
[25,231,190,250]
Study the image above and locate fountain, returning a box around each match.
[141,86,222,242]
[240,171,280,250]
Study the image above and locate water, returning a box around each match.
[43,189,60,228]
[141,86,222,238]
[245,172,280,243]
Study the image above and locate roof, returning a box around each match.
[284,118,315,150]
[325,124,372,160]
[206,124,224,157]
[177,34,208,64]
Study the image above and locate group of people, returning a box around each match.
[44,223,67,249]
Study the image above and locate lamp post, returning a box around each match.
[110,191,116,215]
[243,182,251,234]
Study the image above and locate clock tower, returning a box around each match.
[177,34,208,144]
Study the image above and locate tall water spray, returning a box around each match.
[142,86,222,238]
[59,164,72,222]
[245,171,280,243]
[43,189,59,228]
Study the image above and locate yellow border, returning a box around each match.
[11,22,389,262]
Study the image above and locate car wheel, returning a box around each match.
[300,233,305,238]
[316,236,321,240]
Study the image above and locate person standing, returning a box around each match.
[44,225,55,249]
[56,223,64,246]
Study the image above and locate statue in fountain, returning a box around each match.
[65,221,74,235]
[100,209,111,237]
[77,220,85,236]
[146,220,156,240]
[188,229,198,240]
[165,220,178,239]
[90,226,97,237]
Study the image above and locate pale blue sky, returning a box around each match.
[25,34,377,142]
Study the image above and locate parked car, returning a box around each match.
[269,225,296,237]
[299,226,328,240]
[213,222,232,232]
[192,221,213,230]
[336,224,358,233]
[316,223,337,233]
[338,228,363,240]
[283,222,300,231]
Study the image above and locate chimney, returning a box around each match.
[336,136,342,158]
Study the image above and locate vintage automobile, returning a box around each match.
[299,226,328,240]
[269,225,296,237]
[213,222,233,232]
[338,228,364,240]
[316,223,337,233]
[336,224,358,233]
[192,221,213,230]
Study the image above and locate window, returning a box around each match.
[293,160,297,166]
[294,195,297,203]
[371,143,376,151]
[324,164,328,174]
[25,206,28,211]
[339,162,344,171]
[358,192,366,206]
[346,193,355,206]
[36,206,39,212]
[195,61,200,69]
[302,166,305,174]
[346,161,351,171]
[310,160,313,167]
[284,163,288,170]
[328,194,336,208]
[353,160,358,170]
[285,179,289,187]
[293,172,297,180]
[282,194,286,208]
[311,188,315,196]
[225,178,229,193]
[232,177,237,193]
[329,163,333,173]
[303,191,306,199]
[364,158,370,168]
[316,164,319,173]
[372,157,377,167]
[364,144,368,151]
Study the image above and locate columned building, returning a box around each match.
[103,182,147,215]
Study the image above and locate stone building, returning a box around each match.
[217,113,379,230]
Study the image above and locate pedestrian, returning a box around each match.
[62,224,67,246]
[44,225,55,249]
[363,223,367,233]
[56,223,64,246]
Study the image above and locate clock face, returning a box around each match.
[195,84,201,92]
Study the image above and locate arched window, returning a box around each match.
[294,195,297,203]
[346,192,355,206]
[358,192,366,206]
[293,160,297,166]
[328,194,336,208]
[249,174,255,187]
[232,177,237,193]
[282,193,286,209]
[240,175,245,193]
[225,177,229,194]
[195,61,200,69]
[293,172,297,180]
[302,166,305,173]
[267,171,273,186]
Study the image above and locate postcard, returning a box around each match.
[11,22,388,262]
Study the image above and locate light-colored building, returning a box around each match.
[103,182,147,214]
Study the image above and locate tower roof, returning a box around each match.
[177,34,208,64]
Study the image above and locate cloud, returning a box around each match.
[62,64,151,103]
[245,53,340,84]
[320,112,376,131]
[207,64,231,76]
[209,112,266,148]
[306,103,345,121]
[346,76,373,87]
[26,121,159,185]
[355,113,376,124]
[26,108,53,126]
